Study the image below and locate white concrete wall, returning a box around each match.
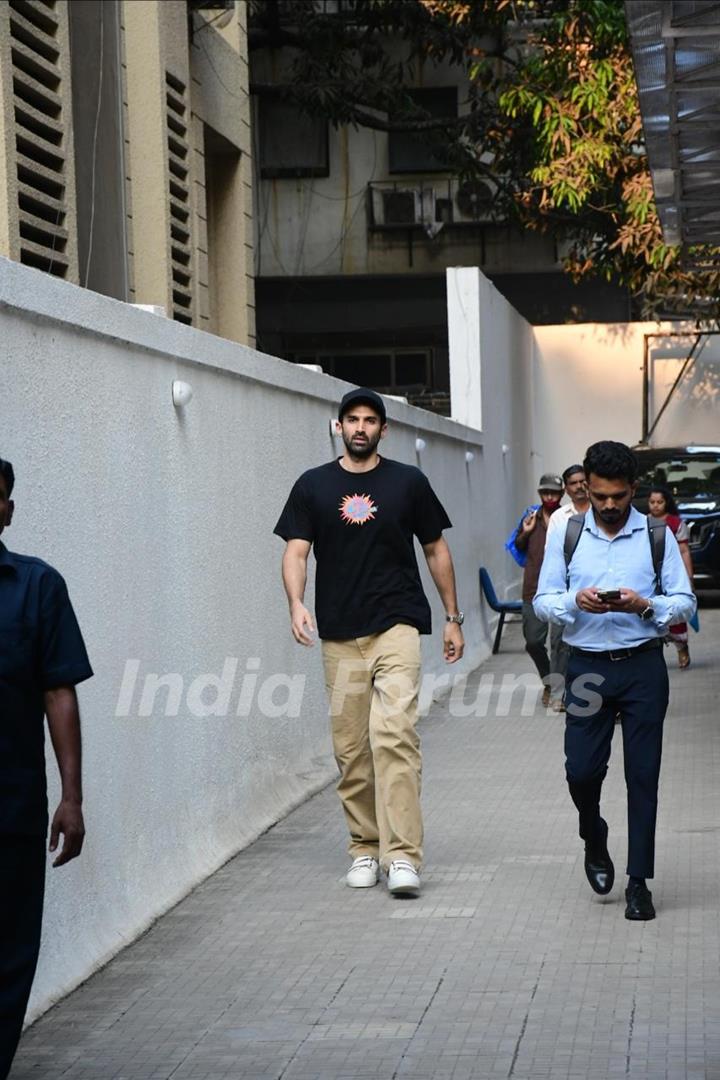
[532,322,649,472]
[445,281,717,532]
[646,331,720,445]
[1,257,514,1020]
[532,322,718,472]
[446,267,536,610]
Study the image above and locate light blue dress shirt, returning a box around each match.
[533,506,696,650]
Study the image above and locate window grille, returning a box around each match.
[165,70,193,324]
[10,0,70,276]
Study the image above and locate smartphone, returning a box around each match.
[596,589,621,601]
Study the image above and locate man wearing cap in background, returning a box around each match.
[543,465,592,710]
[275,388,464,899]
[506,473,565,707]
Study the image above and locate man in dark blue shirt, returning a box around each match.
[0,457,93,1080]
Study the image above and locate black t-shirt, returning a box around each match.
[0,544,93,836]
[274,457,452,640]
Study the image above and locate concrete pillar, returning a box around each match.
[446,266,483,431]
[123,0,192,320]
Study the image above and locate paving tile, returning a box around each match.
[9,613,720,1078]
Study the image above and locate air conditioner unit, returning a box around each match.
[381,188,421,225]
[454,179,496,222]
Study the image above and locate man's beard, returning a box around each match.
[343,431,381,460]
[598,508,623,524]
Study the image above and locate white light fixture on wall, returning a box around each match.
[329,418,340,437]
[465,451,475,464]
[415,437,426,453]
[172,380,194,407]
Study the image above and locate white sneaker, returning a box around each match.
[387,859,420,898]
[346,856,379,888]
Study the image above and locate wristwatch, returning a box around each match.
[446,612,464,625]
[638,600,655,622]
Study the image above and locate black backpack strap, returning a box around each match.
[647,518,666,595]
[563,513,586,588]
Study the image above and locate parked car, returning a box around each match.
[633,444,720,588]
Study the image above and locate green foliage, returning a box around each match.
[249,0,720,317]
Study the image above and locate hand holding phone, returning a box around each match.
[596,588,621,602]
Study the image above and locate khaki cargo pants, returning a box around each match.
[321,623,423,871]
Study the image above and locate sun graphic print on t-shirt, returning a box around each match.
[339,492,379,526]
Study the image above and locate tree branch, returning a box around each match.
[249,82,478,132]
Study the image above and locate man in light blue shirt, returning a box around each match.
[534,441,695,921]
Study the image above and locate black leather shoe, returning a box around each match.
[625,880,655,920]
[584,819,614,895]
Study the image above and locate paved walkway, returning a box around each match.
[11,610,720,1080]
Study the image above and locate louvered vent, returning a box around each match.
[165,71,193,324]
[10,0,69,277]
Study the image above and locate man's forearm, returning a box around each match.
[282,550,308,607]
[45,686,83,803]
[515,528,530,552]
[423,538,460,614]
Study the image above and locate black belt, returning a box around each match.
[569,639,662,662]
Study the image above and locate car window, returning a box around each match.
[635,453,720,498]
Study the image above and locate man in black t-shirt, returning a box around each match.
[274,389,464,898]
[0,458,93,1080]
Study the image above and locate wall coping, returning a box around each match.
[0,258,483,447]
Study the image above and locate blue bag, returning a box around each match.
[505,504,540,568]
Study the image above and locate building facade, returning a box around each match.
[250,3,633,411]
[0,0,255,345]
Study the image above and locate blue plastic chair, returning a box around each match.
[479,567,522,654]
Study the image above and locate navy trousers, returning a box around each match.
[0,835,45,1080]
[564,647,669,879]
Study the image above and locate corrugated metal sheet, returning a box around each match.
[626,0,720,252]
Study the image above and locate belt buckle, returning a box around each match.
[608,648,631,661]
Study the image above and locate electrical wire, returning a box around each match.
[193,6,234,32]
[252,104,295,276]
[301,192,367,274]
[294,179,315,275]
[298,128,378,274]
[83,0,104,287]
[196,21,246,101]
[255,121,380,277]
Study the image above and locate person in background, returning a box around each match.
[0,457,93,1080]
[648,485,694,669]
[545,464,591,544]
[543,465,592,710]
[506,473,564,708]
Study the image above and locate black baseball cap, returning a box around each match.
[338,388,387,425]
[538,472,563,492]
